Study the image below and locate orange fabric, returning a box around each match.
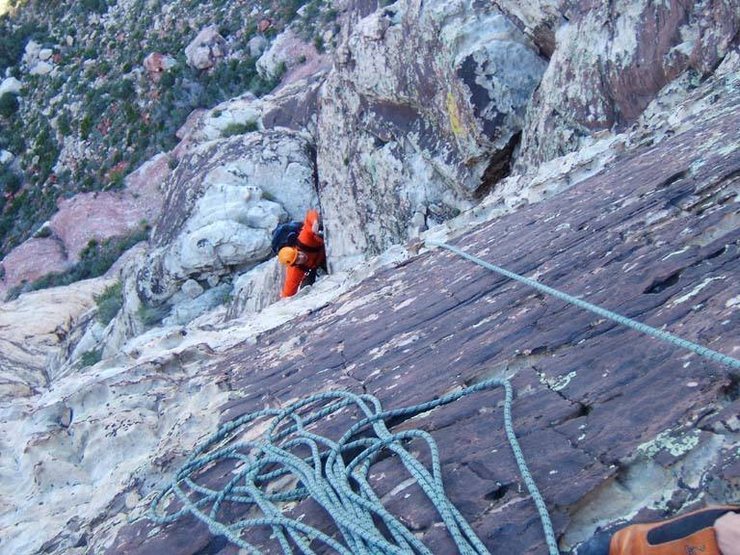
[610,520,720,555]
[280,210,326,298]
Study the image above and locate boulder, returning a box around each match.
[142,52,176,81]
[29,61,54,76]
[0,149,13,164]
[248,35,268,58]
[181,278,204,299]
[184,25,228,70]
[0,77,22,96]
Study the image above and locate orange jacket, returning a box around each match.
[281,210,326,298]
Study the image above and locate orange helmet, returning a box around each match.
[278,246,298,266]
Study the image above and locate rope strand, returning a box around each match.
[428,241,739,373]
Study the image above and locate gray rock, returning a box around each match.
[184,25,227,70]
[181,279,204,299]
[248,35,268,58]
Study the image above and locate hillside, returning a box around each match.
[0,0,738,553]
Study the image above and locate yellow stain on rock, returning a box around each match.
[446,92,465,138]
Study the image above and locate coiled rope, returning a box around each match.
[149,378,559,554]
[428,241,740,373]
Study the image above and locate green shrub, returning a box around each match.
[79,114,93,139]
[57,111,72,136]
[221,121,258,137]
[0,165,21,195]
[0,93,19,118]
[137,303,170,326]
[95,280,123,325]
[79,349,102,367]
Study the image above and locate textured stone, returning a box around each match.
[184,25,227,70]
[181,279,204,299]
[513,0,739,171]
[104,80,739,555]
[0,237,68,298]
[0,76,22,96]
[142,52,176,80]
[136,131,316,307]
[317,0,546,270]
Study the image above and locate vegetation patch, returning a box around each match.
[4,222,149,301]
[94,279,123,325]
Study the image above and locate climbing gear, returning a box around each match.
[149,377,559,555]
[278,246,299,266]
[428,241,740,373]
[608,506,739,555]
[271,221,303,255]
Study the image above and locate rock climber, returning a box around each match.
[277,209,326,298]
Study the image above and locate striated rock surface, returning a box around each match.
[513,0,739,171]
[1,2,739,554]
[0,278,110,400]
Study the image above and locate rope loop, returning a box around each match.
[150,378,559,554]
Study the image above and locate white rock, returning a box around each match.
[163,284,230,325]
[0,77,22,96]
[30,61,54,76]
[22,40,41,65]
[0,149,13,164]
[249,35,269,58]
[38,48,53,61]
[177,220,271,274]
[227,258,282,318]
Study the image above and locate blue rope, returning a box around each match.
[428,241,740,373]
[149,379,560,554]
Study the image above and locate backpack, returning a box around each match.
[271,221,303,255]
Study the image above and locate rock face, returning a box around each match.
[0,277,109,399]
[2,2,739,554]
[0,154,167,298]
[510,0,739,170]
[317,0,547,269]
[135,130,318,315]
[103,83,739,554]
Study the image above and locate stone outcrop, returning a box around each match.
[104,80,739,553]
[184,25,228,70]
[511,0,739,171]
[316,0,547,270]
[135,130,318,317]
[142,52,176,81]
[2,2,739,554]
[0,277,109,400]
